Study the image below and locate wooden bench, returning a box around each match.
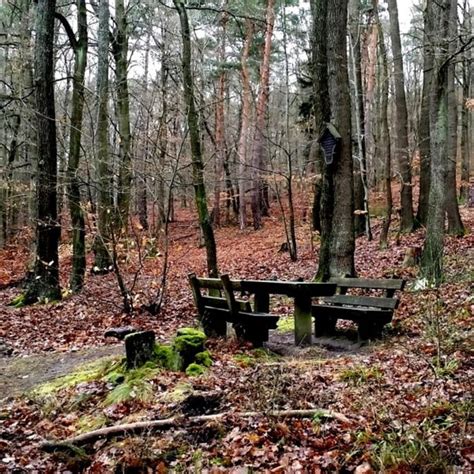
[188,273,279,347]
[312,277,405,340]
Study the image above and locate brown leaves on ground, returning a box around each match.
[0,197,473,472]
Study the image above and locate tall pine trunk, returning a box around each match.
[388,0,414,232]
[251,0,275,230]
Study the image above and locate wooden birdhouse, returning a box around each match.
[317,123,341,165]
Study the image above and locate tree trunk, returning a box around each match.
[416,1,433,227]
[173,0,218,278]
[113,0,132,229]
[315,0,355,280]
[137,32,151,231]
[25,0,61,302]
[421,0,450,286]
[459,0,471,203]
[348,0,371,240]
[377,17,392,250]
[445,0,464,236]
[59,0,87,292]
[237,21,253,230]
[93,0,113,272]
[251,0,275,230]
[212,9,228,227]
[387,0,414,232]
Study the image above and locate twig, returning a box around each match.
[41,408,352,450]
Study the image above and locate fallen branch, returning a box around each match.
[41,408,351,451]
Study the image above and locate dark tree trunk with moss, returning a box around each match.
[314,0,355,280]
[416,3,433,227]
[173,0,218,277]
[421,0,449,286]
[93,0,112,272]
[25,0,61,303]
[445,0,464,236]
[58,0,87,292]
[388,0,414,233]
[113,0,132,228]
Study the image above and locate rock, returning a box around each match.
[124,331,156,369]
[104,326,138,341]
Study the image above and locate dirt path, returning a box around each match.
[0,344,123,400]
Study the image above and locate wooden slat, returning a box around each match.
[203,306,279,326]
[329,277,405,291]
[312,304,393,323]
[240,280,336,297]
[321,295,399,310]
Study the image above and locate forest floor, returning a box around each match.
[0,194,473,472]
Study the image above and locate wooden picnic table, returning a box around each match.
[238,280,336,345]
[193,277,336,345]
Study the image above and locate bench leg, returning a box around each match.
[202,311,227,337]
[314,315,337,337]
[358,321,384,341]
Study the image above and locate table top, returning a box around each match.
[238,280,336,297]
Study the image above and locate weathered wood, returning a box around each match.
[124,331,155,369]
[329,277,405,291]
[294,295,313,346]
[314,305,393,323]
[321,295,399,310]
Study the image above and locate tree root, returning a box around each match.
[41,408,351,451]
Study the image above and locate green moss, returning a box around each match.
[277,316,294,333]
[185,363,206,377]
[234,347,279,367]
[160,381,193,403]
[32,357,121,397]
[172,328,206,370]
[154,344,178,370]
[195,350,212,367]
[9,293,26,308]
[339,366,383,385]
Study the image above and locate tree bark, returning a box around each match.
[25,0,61,302]
[387,0,414,232]
[60,1,87,292]
[238,20,254,230]
[416,2,433,227]
[315,0,355,280]
[251,0,275,230]
[459,0,471,203]
[93,0,113,272]
[173,0,218,278]
[113,0,132,229]
[445,0,464,236]
[421,0,450,286]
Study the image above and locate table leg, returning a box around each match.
[294,295,312,346]
[254,292,270,313]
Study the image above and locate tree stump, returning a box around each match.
[402,246,422,267]
[124,331,155,369]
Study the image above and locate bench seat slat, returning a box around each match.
[329,277,405,291]
[313,304,393,323]
[204,306,279,326]
[320,295,399,310]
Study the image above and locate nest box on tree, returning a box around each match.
[317,123,341,165]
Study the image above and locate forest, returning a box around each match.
[0,0,472,471]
